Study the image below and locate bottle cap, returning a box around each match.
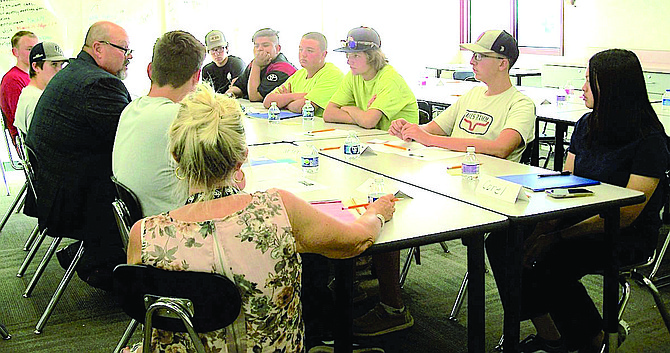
[466,146,475,153]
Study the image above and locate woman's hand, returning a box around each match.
[523,232,561,268]
[366,194,396,225]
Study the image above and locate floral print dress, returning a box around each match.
[129,190,305,353]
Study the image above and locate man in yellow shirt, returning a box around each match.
[263,32,343,117]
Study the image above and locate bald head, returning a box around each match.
[84,21,127,47]
[83,21,132,79]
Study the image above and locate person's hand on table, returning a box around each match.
[365,194,396,225]
[400,122,430,144]
[388,118,409,139]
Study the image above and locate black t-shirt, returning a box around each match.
[233,53,296,99]
[202,55,246,93]
[568,112,670,254]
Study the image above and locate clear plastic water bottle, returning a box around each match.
[368,176,385,203]
[462,146,480,181]
[301,144,319,174]
[302,100,315,121]
[662,89,670,114]
[343,131,362,160]
[556,91,567,107]
[268,102,280,124]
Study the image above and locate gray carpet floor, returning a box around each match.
[0,170,668,352]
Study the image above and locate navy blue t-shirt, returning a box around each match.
[568,112,669,254]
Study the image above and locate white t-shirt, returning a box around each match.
[14,85,42,135]
[112,95,185,217]
[433,85,536,162]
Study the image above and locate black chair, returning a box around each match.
[113,264,243,353]
[17,145,86,334]
[417,100,433,124]
[0,129,29,233]
[110,176,143,250]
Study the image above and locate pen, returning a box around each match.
[538,171,571,178]
[309,200,342,205]
[447,165,462,170]
[384,143,408,151]
[350,197,362,215]
[320,146,340,151]
[408,153,424,158]
[309,128,335,134]
[343,198,403,209]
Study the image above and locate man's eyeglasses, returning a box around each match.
[341,38,379,51]
[99,41,133,56]
[472,52,506,62]
[210,46,226,54]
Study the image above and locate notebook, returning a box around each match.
[497,173,600,192]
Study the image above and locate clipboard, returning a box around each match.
[497,173,600,192]
[247,111,301,119]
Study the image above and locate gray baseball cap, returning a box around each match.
[205,30,227,50]
[334,26,381,53]
[30,41,68,65]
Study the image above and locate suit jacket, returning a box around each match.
[26,51,131,243]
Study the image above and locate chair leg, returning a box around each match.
[0,181,27,232]
[114,319,139,353]
[399,247,416,288]
[449,271,468,321]
[23,236,61,297]
[494,334,504,352]
[630,271,670,334]
[439,241,450,253]
[17,228,48,278]
[34,241,85,334]
[0,158,10,196]
[649,231,670,282]
[22,223,40,251]
[0,322,10,340]
[16,191,25,214]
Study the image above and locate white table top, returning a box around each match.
[238,100,388,145]
[301,135,645,220]
[243,143,507,249]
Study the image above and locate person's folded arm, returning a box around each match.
[286,96,308,113]
[340,106,383,129]
[247,62,263,102]
[280,189,395,259]
[324,102,355,124]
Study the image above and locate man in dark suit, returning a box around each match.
[26,21,132,290]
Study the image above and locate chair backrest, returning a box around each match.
[417,100,432,125]
[453,70,475,81]
[112,198,132,250]
[113,264,242,333]
[110,176,143,224]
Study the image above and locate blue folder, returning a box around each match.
[247,111,301,119]
[497,173,600,192]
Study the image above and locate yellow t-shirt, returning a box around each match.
[271,62,343,116]
[329,65,418,131]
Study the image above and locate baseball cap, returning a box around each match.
[460,30,519,66]
[30,41,68,65]
[334,26,381,53]
[205,30,227,51]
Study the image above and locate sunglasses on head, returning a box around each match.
[341,37,379,50]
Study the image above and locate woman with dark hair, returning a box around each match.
[487,49,669,353]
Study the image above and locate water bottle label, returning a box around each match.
[556,95,566,103]
[303,110,314,117]
[368,193,384,203]
[301,156,319,168]
[344,144,360,155]
[663,97,670,106]
[462,163,479,175]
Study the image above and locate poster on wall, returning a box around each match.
[0,0,66,71]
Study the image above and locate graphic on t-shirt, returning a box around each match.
[267,73,278,82]
[458,110,492,135]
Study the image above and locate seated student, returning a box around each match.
[123,82,396,353]
[323,26,418,130]
[322,26,418,338]
[201,30,245,93]
[113,30,205,217]
[226,28,296,102]
[14,41,68,136]
[486,49,670,353]
[388,30,535,162]
[263,31,343,116]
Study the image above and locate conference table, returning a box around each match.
[242,142,508,353]
[301,135,645,353]
[239,100,388,145]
